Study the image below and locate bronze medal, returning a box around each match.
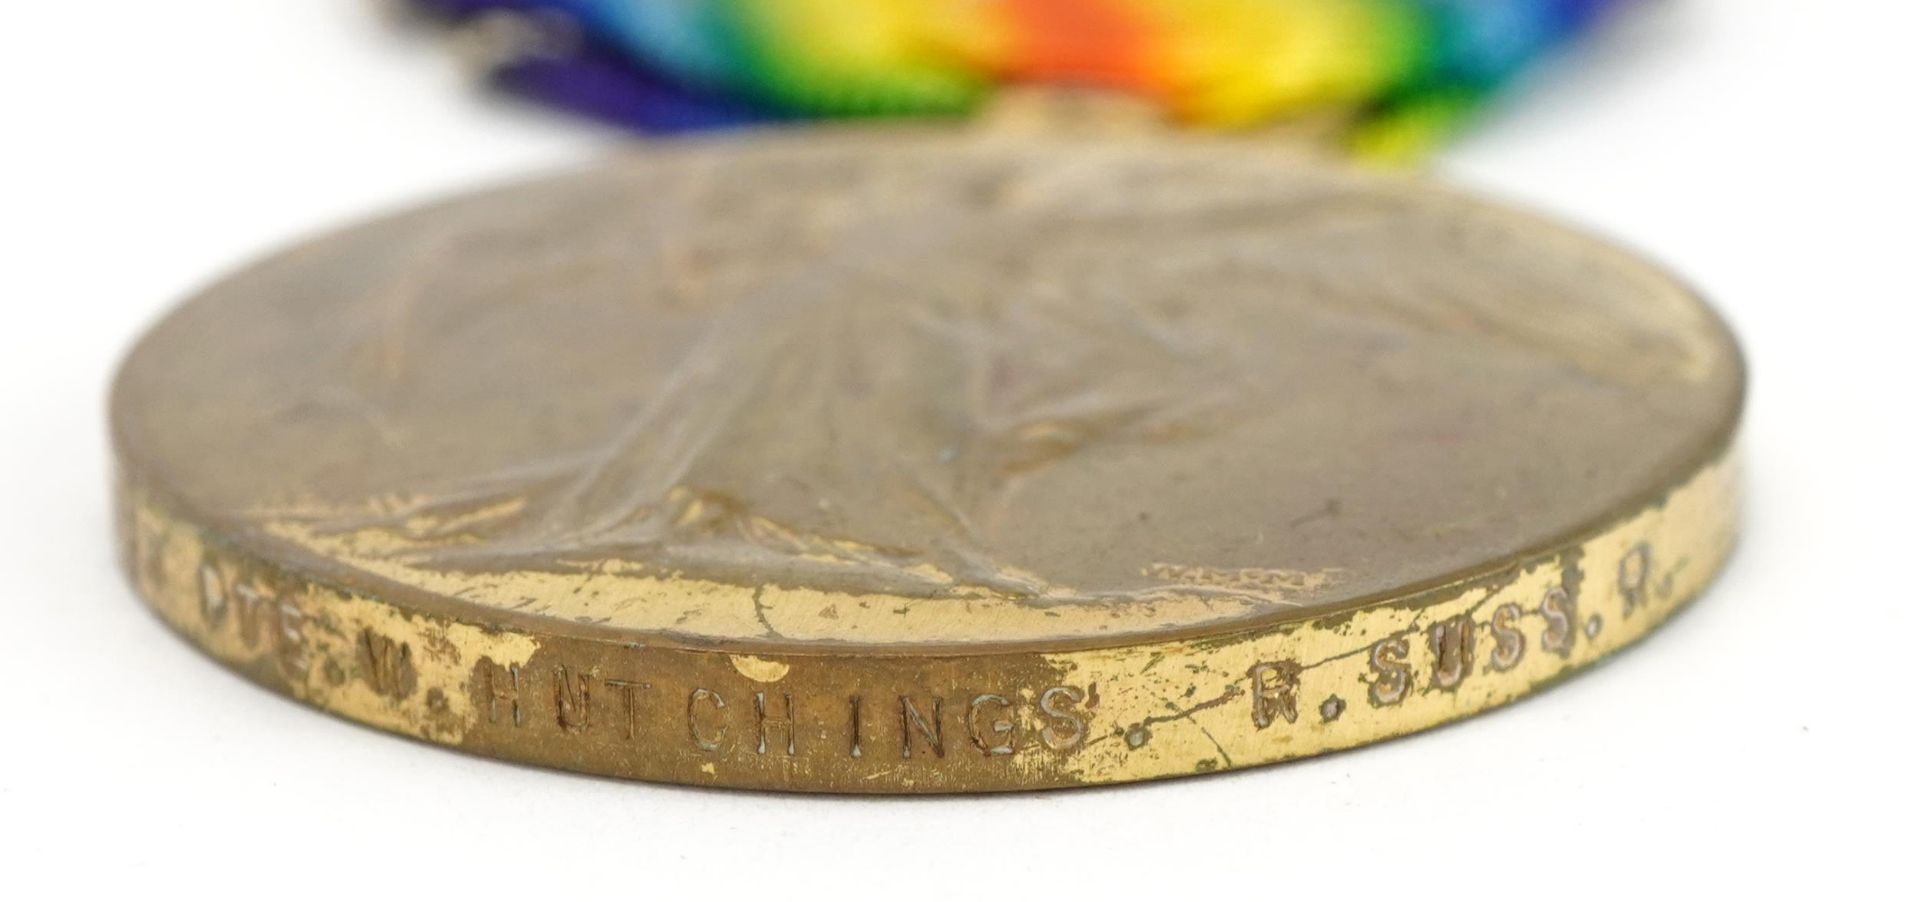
[112,132,1743,792]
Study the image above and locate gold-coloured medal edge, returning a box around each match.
[117,444,1739,792]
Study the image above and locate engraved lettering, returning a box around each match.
[605,679,648,740]
[482,661,524,727]
[1488,602,1525,672]
[1618,543,1651,617]
[359,629,416,699]
[197,561,228,628]
[966,694,1016,757]
[1540,585,1577,658]
[1368,637,1411,707]
[687,688,727,753]
[754,692,798,757]
[1038,686,1088,751]
[552,665,593,732]
[1428,615,1475,690]
[271,598,307,674]
[232,583,276,649]
[899,696,945,759]
[1247,661,1300,729]
[848,696,864,759]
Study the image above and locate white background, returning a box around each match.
[2,0,1914,896]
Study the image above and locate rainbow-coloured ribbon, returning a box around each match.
[410,0,1624,158]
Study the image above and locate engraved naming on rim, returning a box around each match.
[111,132,1743,790]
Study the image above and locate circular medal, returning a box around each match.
[113,132,1743,792]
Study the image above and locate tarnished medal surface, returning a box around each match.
[112,131,1743,792]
